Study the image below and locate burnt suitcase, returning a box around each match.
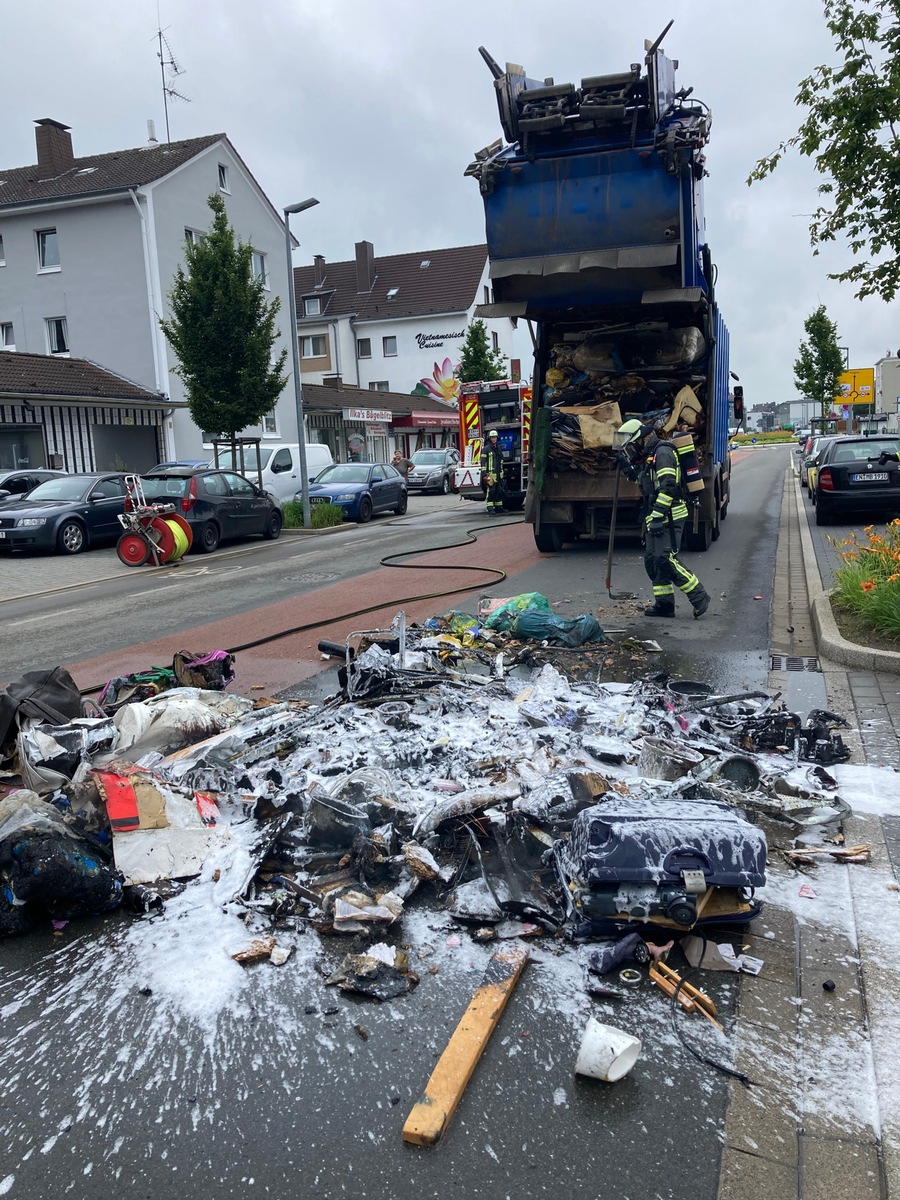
[559,796,766,930]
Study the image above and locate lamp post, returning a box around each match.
[283,197,319,527]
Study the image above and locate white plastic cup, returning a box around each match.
[574,1018,641,1082]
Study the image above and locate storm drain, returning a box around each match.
[769,654,820,672]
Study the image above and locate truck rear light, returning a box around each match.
[182,478,198,512]
[818,469,834,492]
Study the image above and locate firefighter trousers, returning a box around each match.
[485,478,504,512]
[643,521,709,613]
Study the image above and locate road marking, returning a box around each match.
[7,606,81,626]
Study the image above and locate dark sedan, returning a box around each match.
[0,473,128,554]
[0,468,67,501]
[304,463,407,522]
[141,468,282,553]
[814,435,900,525]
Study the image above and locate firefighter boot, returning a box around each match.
[643,603,675,618]
[691,587,711,619]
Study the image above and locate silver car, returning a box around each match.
[406,448,461,494]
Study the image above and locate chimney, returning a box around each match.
[313,254,326,287]
[147,119,158,146]
[355,240,376,293]
[34,118,75,177]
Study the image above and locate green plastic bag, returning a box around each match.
[482,592,552,632]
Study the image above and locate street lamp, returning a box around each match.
[283,197,319,527]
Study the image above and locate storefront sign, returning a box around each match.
[343,407,391,422]
[415,331,466,350]
[393,411,459,429]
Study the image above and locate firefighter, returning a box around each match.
[615,419,711,619]
[482,429,505,513]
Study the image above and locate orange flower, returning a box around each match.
[860,580,876,592]
[888,573,900,583]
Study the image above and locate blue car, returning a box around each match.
[303,463,407,523]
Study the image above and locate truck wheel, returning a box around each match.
[504,496,525,512]
[534,524,563,553]
[684,521,712,552]
[711,488,721,542]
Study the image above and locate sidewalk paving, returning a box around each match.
[718,470,900,1200]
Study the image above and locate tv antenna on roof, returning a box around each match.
[156,26,191,143]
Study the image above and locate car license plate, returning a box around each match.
[852,472,889,482]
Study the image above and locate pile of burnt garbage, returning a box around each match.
[0,611,853,970]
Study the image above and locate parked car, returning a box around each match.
[150,459,211,471]
[0,473,128,554]
[802,435,840,496]
[140,468,283,553]
[0,468,67,501]
[303,463,407,523]
[814,435,900,525]
[406,448,461,494]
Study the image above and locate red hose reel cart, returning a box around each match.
[116,475,194,567]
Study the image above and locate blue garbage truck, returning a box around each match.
[467,28,733,552]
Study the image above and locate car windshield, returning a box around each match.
[214,448,272,471]
[411,451,445,465]
[24,478,92,501]
[829,439,900,463]
[315,465,370,484]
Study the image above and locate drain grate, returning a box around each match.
[769,654,820,672]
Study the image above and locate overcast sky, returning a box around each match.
[6,0,898,413]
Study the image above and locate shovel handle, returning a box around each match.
[605,469,621,591]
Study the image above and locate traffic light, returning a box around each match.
[733,385,744,421]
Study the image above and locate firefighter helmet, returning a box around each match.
[488,429,499,437]
[616,419,652,447]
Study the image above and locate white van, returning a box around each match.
[211,443,333,505]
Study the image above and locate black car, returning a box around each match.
[406,448,461,494]
[814,435,900,525]
[0,468,67,501]
[140,468,282,553]
[0,473,128,554]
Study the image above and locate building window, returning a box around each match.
[368,381,389,391]
[300,334,327,358]
[251,250,268,288]
[46,317,68,355]
[492,331,500,352]
[383,335,397,357]
[0,234,5,266]
[304,296,321,316]
[37,228,60,271]
[1,323,14,351]
[483,285,491,305]
[218,164,229,192]
[262,410,278,435]
[386,287,399,300]
[357,337,371,359]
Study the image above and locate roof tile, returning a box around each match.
[0,352,167,403]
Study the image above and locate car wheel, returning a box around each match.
[394,491,408,515]
[815,502,831,527]
[357,496,373,524]
[197,521,221,553]
[441,475,451,495]
[57,520,87,555]
[263,511,282,540]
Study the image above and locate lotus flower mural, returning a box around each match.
[412,357,460,404]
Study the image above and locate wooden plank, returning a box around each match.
[402,946,529,1147]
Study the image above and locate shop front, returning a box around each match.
[391,409,459,455]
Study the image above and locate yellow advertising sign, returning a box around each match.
[837,367,875,407]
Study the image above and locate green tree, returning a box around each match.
[456,319,508,383]
[159,192,288,439]
[794,305,845,424]
[748,0,900,301]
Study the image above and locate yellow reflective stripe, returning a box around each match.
[656,494,673,507]
[656,467,677,478]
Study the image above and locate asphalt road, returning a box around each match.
[0,448,790,1200]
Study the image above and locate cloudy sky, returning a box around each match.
[6,0,898,413]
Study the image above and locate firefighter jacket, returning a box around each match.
[643,438,689,529]
[482,440,503,482]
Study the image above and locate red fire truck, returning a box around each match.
[453,380,532,510]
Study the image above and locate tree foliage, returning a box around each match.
[748,0,900,301]
[794,305,845,423]
[456,319,508,383]
[159,192,288,437]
